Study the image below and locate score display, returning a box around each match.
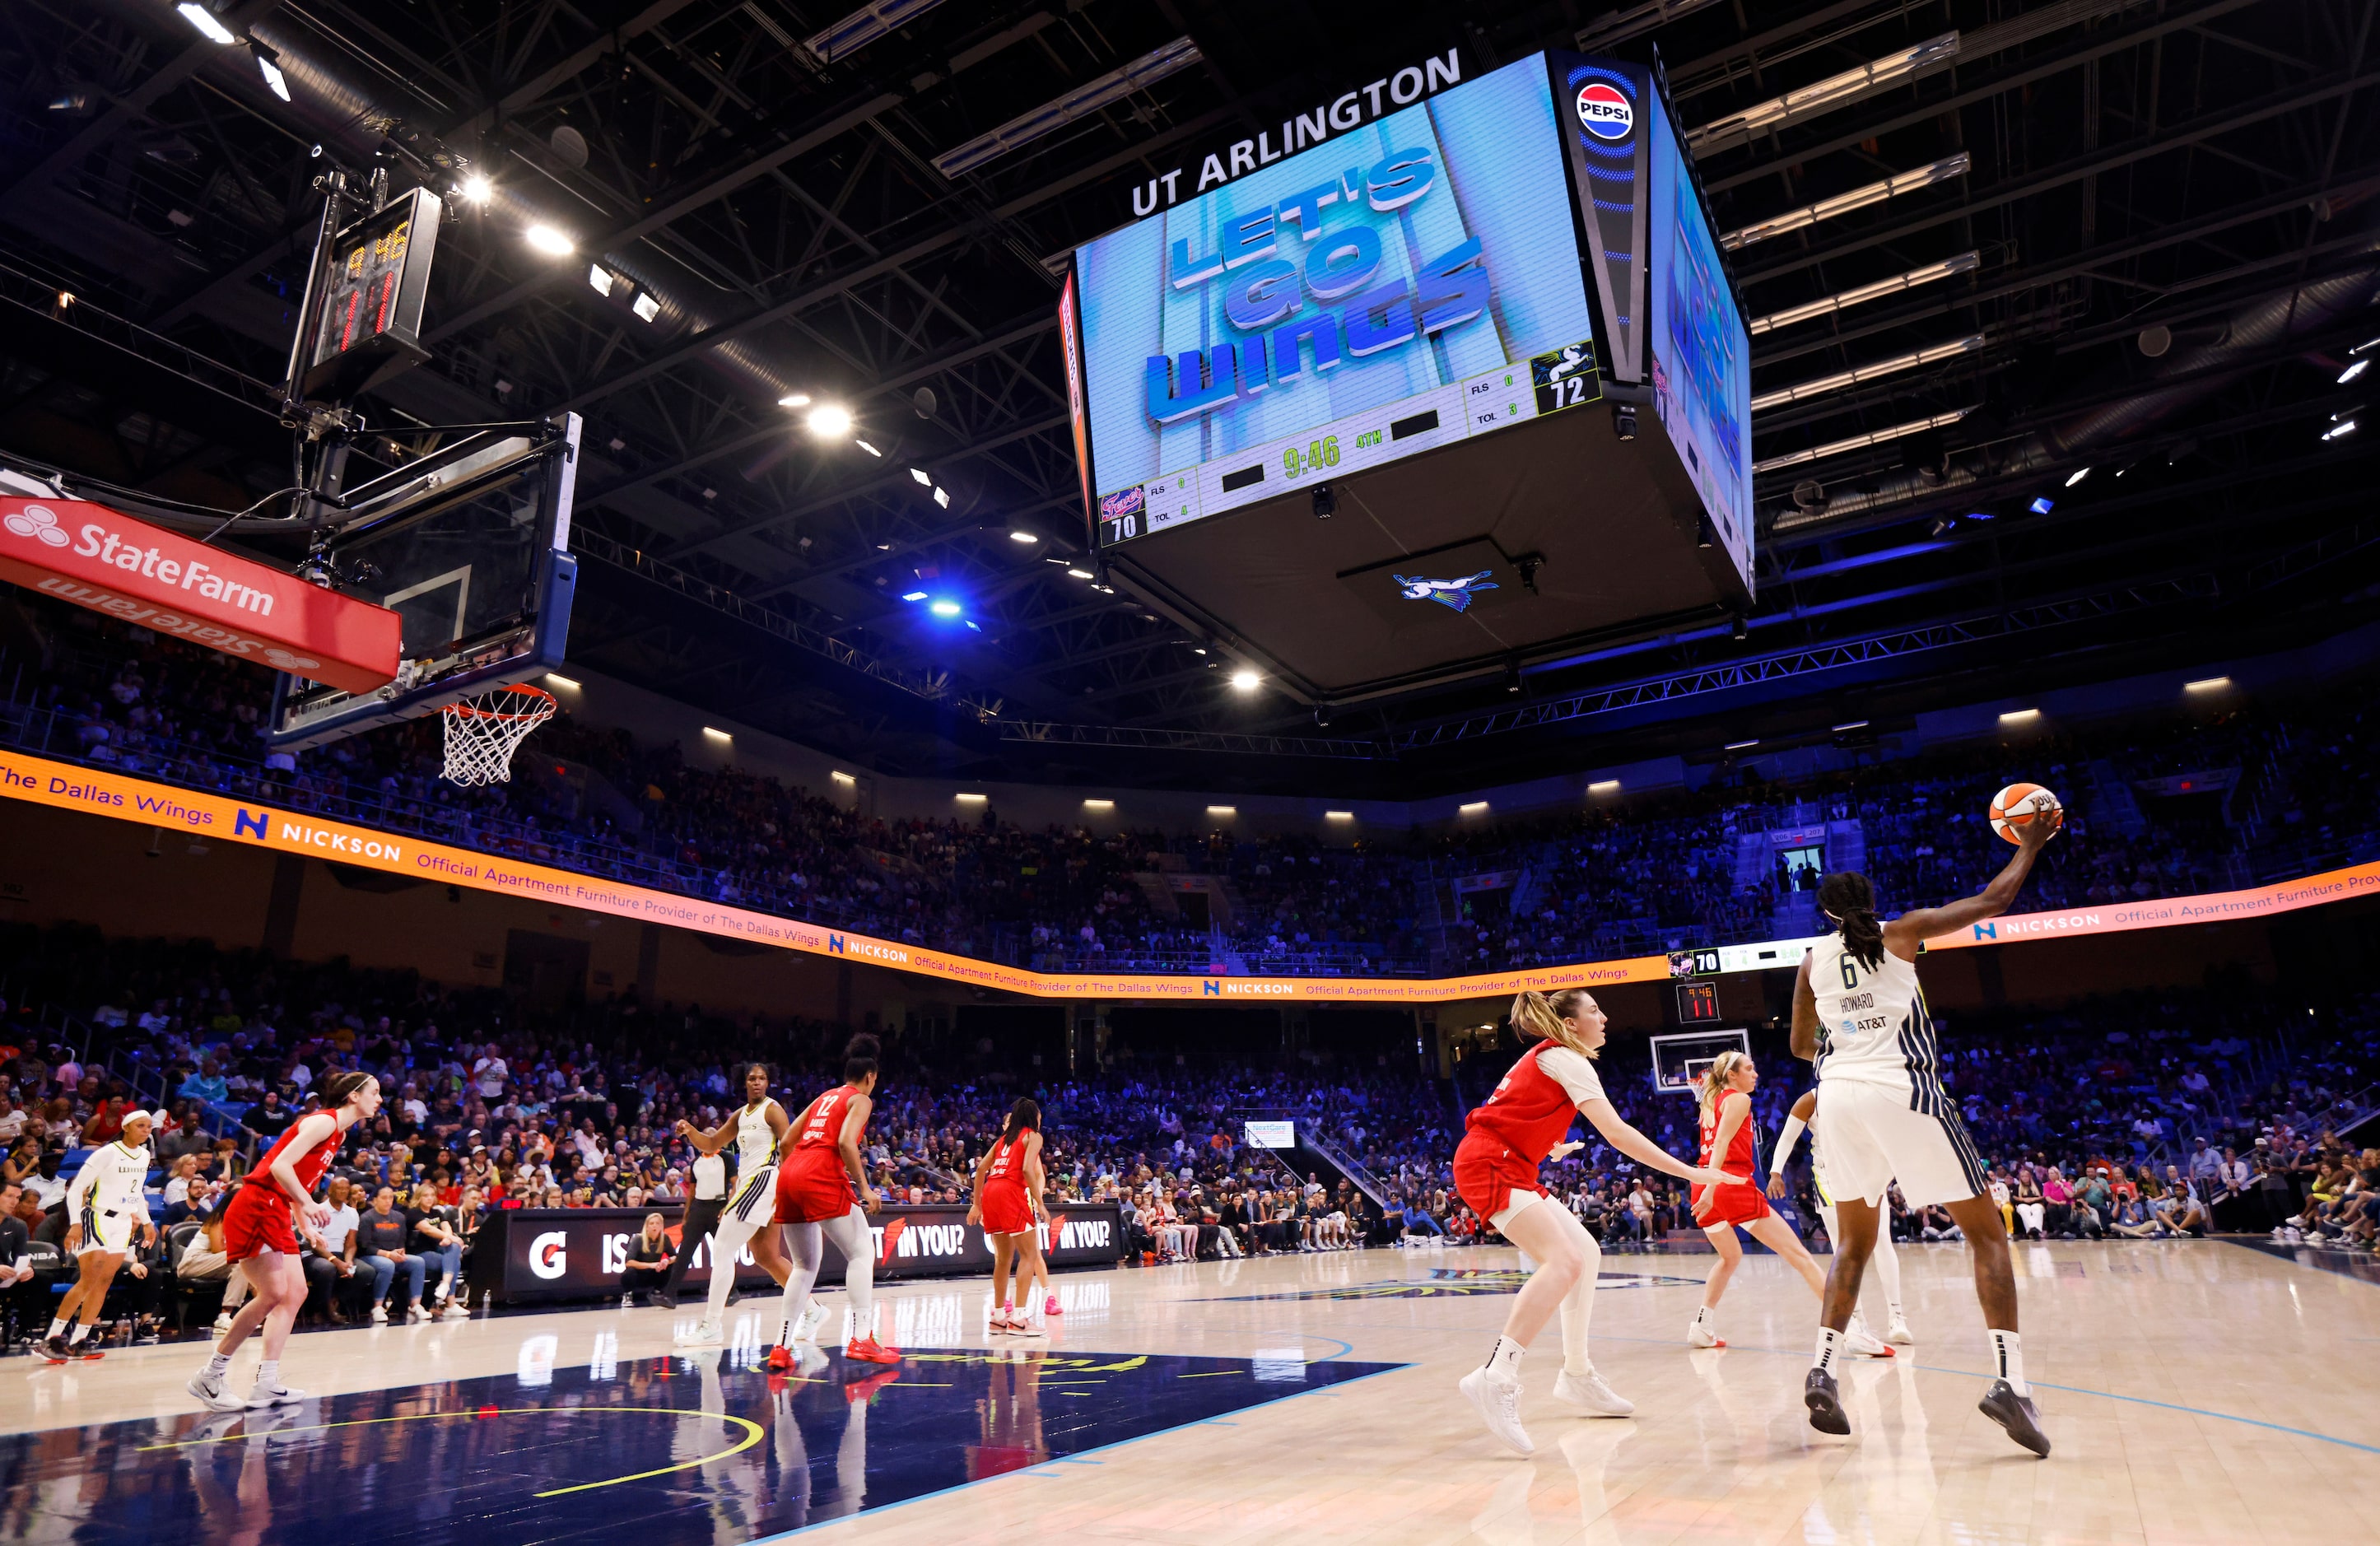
[1070,54,1600,548]
[296,187,441,404]
[1674,980,1721,1024]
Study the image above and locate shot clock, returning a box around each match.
[1674,980,1721,1024]
[294,186,442,404]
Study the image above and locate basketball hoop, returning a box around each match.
[440,682,556,785]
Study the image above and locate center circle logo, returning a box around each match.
[1576,82,1633,141]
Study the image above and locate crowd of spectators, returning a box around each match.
[6,604,2380,985]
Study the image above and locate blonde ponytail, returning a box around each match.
[1509,989,1600,1060]
[1698,1050,1749,1122]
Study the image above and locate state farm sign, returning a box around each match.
[0,496,401,693]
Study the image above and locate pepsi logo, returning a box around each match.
[1576,82,1633,141]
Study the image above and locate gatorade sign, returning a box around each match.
[0,494,402,692]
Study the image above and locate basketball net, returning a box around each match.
[440,682,557,785]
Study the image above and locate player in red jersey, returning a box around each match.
[767,1035,900,1368]
[188,1070,380,1411]
[1455,990,1751,1455]
[1683,1052,1891,1357]
[968,1098,1050,1333]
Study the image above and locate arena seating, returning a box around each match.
[2,610,2378,985]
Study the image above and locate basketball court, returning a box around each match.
[7,1240,2374,1544]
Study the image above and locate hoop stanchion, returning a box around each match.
[440,682,557,785]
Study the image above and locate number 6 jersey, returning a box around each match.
[1809,932,1940,1103]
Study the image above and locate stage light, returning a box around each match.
[1207,805,1237,817]
[1083,799,1115,809]
[1460,801,1488,816]
[2342,360,2370,384]
[1730,614,1749,642]
[932,487,950,508]
[1691,32,1959,154]
[251,44,291,101]
[2323,419,2358,441]
[806,404,852,439]
[956,793,987,803]
[587,266,614,296]
[702,726,732,741]
[176,3,237,44]
[2185,678,2231,692]
[901,591,928,601]
[524,224,575,257]
[1752,408,1971,473]
[1325,810,1355,820]
[1067,568,1094,580]
[1723,153,1968,250]
[929,599,962,617]
[1008,530,1037,542]
[910,468,932,485]
[1749,335,1982,412]
[1725,739,1759,751]
[631,292,660,322]
[545,674,580,690]
[2029,496,2056,515]
[1999,709,2040,724]
[2066,466,2092,487]
[777,393,813,408]
[1748,253,1979,335]
[460,175,493,204]
[1229,670,1260,691]
[1831,720,1868,733]
[1587,780,1620,794]
[855,440,881,457]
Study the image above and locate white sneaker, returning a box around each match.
[189,1367,245,1413]
[794,1302,832,1343]
[370,1303,388,1324]
[1846,1313,1894,1358]
[407,1304,427,1323]
[1886,1316,1915,1345]
[675,1320,724,1347]
[245,1381,305,1409]
[1686,1312,1724,1348]
[442,1300,471,1320]
[211,1312,235,1334]
[1552,1367,1635,1417]
[1459,1367,1534,1455]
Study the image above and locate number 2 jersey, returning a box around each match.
[1809,931,1952,1111]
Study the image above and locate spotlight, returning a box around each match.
[855,440,881,457]
[1313,704,1334,727]
[1066,567,1094,580]
[249,41,290,100]
[460,175,493,203]
[1311,484,1337,519]
[1230,669,1260,692]
[2065,466,2092,487]
[777,393,813,408]
[524,224,575,257]
[175,3,237,44]
[631,292,660,322]
[902,591,928,602]
[909,468,932,485]
[929,599,962,617]
[2341,360,2370,384]
[932,487,950,508]
[805,404,853,439]
[1612,405,1637,441]
[2322,419,2358,441]
[1008,530,1037,543]
[2028,496,2055,515]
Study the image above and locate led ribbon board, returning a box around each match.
[1074,54,1601,547]
[7,749,2373,1002]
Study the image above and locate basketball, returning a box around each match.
[1989,781,2064,843]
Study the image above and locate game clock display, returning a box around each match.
[1674,980,1721,1023]
[296,186,442,403]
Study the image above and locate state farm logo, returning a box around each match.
[529,1230,568,1279]
[4,504,69,547]
[263,647,321,671]
[1576,82,1633,141]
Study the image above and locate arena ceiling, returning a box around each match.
[2,0,2378,796]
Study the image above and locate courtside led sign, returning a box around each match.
[0,496,403,693]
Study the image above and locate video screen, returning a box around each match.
[1072,54,1597,546]
[1646,98,1753,589]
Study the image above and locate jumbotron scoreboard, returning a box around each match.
[1058,52,1754,706]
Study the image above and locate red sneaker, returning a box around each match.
[766,1345,794,1372]
[845,1334,902,1366]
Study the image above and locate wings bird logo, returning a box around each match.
[1392,570,1500,612]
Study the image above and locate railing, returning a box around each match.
[1290,1124,1394,1210]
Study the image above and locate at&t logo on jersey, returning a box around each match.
[1576,82,1633,141]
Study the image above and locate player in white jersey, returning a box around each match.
[1769,1087,1911,1343]
[1793,806,2056,1455]
[43,1110,159,1362]
[675,1064,803,1346]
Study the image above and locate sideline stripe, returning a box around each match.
[141,1405,767,1494]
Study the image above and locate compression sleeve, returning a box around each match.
[1771,1114,1809,1175]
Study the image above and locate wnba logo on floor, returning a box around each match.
[1576,81,1632,140]
[528,1231,568,1279]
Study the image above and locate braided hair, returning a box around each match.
[1817,871,1885,971]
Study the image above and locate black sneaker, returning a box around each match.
[654,1291,678,1311]
[1804,1367,1849,1434]
[40,1336,71,1364]
[1977,1379,2051,1456]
